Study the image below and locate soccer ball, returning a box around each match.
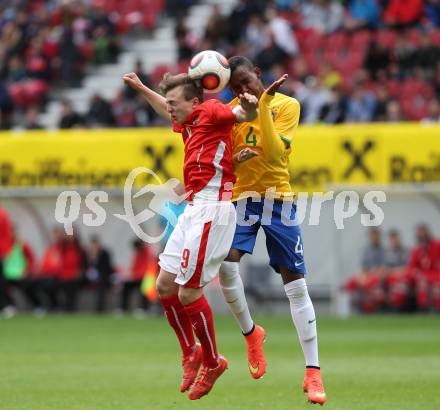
[188,50,231,93]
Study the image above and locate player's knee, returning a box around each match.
[178,287,201,306]
[224,249,243,263]
[156,270,177,297]
[219,261,239,285]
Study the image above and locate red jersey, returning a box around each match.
[0,208,13,259]
[408,240,440,274]
[173,99,236,201]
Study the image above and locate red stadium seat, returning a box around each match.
[324,32,348,51]
[349,30,372,49]
[430,29,440,44]
[375,30,397,48]
[406,29,422,46]
[400,96,429,121]
[385,79,400,98]
[297,29,324,53]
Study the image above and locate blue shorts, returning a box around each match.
[231,198,306,275]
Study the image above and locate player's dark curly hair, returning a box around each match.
[159,73,204,102]
[228,56,255,75]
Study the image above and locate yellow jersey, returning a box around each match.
[229,92,300,201]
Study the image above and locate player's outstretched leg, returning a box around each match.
[220,261,267,379]
[181,293,228,400]
[157,271,201,392]
[284,277,327,405]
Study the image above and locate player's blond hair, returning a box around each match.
[159,73,204,101]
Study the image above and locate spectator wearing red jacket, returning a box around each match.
[58,232,85,312]
[0,206,14,313]
[388,225,440,311]
[407,225,440,310]
[117,239,157,314]
[384,0,424,28]
[37,227,64,311]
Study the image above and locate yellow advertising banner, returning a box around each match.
[0,124,439,192]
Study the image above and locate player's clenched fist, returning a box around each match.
[238,92,258,111]
[123,72,144,91]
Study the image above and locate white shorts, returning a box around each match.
[159,201,236,288]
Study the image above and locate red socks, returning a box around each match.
[184,295,219,368]
[159,294,196,357]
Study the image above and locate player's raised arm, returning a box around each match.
[232,92,258,123]
[123,72,170,121]
[258,74,291,163]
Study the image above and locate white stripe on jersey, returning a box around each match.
[195,141,226,201]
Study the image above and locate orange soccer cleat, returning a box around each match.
[188,356,228,400]
[180,343,203,392]
[303,368,327,405]
[245,325,267,379]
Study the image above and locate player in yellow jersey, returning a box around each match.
[217,56,327,405]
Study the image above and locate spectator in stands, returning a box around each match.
[0,81,13,129]
[25,107,44,130]
[112,99,137,128]
[38,227,64,312]
[123,60,152,100]
[346,85,377,122]
[320,86,348,124]
[225,0,266,45]
[373,88,391,121]
[391,32,415,78]
[411,33,440,77]
[345,227,386,313]
[6,56,27,83]
[58,100,85,129]
[266,6,298,58]
[422,99,440,123]
[255,29,289,71]
[385,99,403,122]
[425,0,440,28]
[345,0,381,30]
[204,4,227,49]
[301,0,344,34]
[85,236,113,313]
[117,239,157,314]
[175,17,197,62]
[384,0,424,28]
[58,231,85,312]
[92,25,112,65]
[295,76,331,123]
[364,40,390,81]
[245,14,268,59]
[58,28,84,88]
[86,94,114,127]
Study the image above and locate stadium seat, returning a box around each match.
[375,30,397,48]
[349,30,372,49]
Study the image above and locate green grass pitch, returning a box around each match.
[1,314,439,410]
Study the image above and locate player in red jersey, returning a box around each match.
[123,71,257,400]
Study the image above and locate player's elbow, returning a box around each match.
[265,150,283,164]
